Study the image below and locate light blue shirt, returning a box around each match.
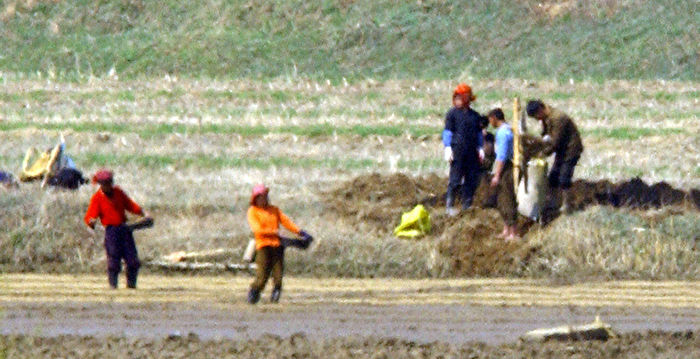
[442,129,452,147]
[495,123,513,162]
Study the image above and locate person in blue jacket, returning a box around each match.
[442,83,485,216]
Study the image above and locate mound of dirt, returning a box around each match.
[327,173,697,234]
[326,173,446,230]
[436,208,538,276]
[568,177,695,211]
[325,172,698,276]
[326,172,496,233]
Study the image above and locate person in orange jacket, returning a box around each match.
[84,170,152,289]
[246,184,312,304]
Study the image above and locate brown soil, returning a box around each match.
[325,173,698,276]
[325,172,446,230]
[569,178,695,210]
[436,208,539,276]
[4,275,699,357]
[1,331,697,358]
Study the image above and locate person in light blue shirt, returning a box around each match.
[487,108,518,241]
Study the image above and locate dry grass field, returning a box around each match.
[0,78,698,280]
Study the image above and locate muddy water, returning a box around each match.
[2,301,698,345]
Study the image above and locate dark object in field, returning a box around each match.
[126,217,154,231]
[47,168,87,190]
[691,189,700,210]
[567,177,692,211]
[0,171,19,188]
[280,236,313,250]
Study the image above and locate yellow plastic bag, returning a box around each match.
[19,145,62,182]
[393,204,431,238]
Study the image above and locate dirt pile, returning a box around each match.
[327,173,697,235]
[2,331,697,358]
[568,177,696,211]
[326,173,496,233]
[436,208,538,276]
[326,173,446,230]
[326,173,697,276]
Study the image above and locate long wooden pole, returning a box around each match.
[512,97,521,196]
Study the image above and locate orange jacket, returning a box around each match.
[247,205,301,249]
[84,186,143,227]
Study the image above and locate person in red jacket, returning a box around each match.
[84,170,152,289]
[246,184,312,304]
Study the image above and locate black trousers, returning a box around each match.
[104,225,140,274]
[549,155,580,190]
[447,154,481,209]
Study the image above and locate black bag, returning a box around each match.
[47,168,87,190]
[280,236,313,250]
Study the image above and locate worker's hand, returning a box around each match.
[87,219,97,230]
[490,175,500,188]
[443,146,453,163]
[478,148,485,164]
[86,223,97,236]
[542,134,552,143]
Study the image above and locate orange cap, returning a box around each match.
[453,83,476,101]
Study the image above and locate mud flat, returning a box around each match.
[1,331,697,358]
[1,275,698,354]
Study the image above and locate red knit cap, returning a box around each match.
[92,169,113,184]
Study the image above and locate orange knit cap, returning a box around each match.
[453,83,476,101]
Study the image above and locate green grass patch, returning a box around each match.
[77,152,440,171]
[0,121,440,139]
[584,127,687,140]
[0,0,696,81]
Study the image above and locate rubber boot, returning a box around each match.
[108,271,119,289]
[270,286,281,303]
[247,288,261,305]
[126,268,138,289]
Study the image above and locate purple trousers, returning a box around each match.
[104,225,140,274]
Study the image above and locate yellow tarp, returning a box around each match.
[393,204,431,238]
[19,145,62,182]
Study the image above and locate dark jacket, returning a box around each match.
[445,106,484,158]
[541,107,584,161]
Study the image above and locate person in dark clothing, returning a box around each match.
[526,100,584,213]
[482,131,496,172]
[84,170,152,289]
[442,83,485,216]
